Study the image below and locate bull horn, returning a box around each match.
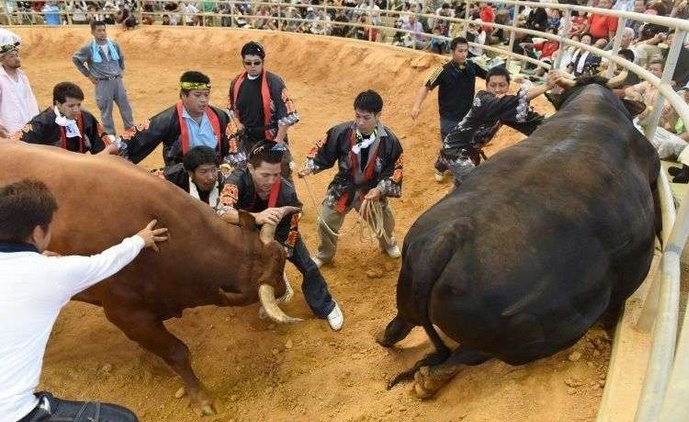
[260,223,276,245]
[259,284,303,324]
[606,70,628,88]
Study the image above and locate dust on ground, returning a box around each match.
[14,26,621,422]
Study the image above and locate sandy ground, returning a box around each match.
[13,26,619,421]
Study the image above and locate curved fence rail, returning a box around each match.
[5,1,689,420]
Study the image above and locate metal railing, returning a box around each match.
[5,1,689,420]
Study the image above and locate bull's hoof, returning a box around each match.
[374,329,394,347]
[174,387,187,399]
[198,403,216,416]
[413,366,451,399]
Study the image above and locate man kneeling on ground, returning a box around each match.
[217,140,344,331]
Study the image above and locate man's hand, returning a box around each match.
[297,167,311,178]
[99,143,120,156]
[364,187,382,201]
[409,106,421,120]
[254,207,285,225]
[137,219,169,252]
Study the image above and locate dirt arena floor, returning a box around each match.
[13,26,621,421]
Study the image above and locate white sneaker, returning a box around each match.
[312,256,325,268]
[384,244,401,259]
[327,302,344,331]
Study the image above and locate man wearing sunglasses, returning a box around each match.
[121,71,232,172]
[298,90,403,268]
[217,140,344,331]
[227,41,299,179]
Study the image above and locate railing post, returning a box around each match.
[606,17,627,78]
[554,8,572,71]
[644,30,687,143]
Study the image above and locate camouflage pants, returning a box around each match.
[439,149,477,187]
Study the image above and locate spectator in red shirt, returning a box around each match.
[585,0,618,40]
[479,2,495,35]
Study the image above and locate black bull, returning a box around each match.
[376,81,661,398]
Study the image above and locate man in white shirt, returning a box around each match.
[0,30,39,138]
[0,179,168,422]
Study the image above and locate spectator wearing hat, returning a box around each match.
[72,20,135,136]
[227,41,299,179]
[0,30,38,138]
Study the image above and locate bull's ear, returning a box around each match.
[622,99,647,117]
[544,92,564,110]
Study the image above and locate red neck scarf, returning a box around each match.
[176,100,221,155]
[232,69,272,139]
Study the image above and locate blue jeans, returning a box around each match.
[289,237,335,318]
[17,392,138,422]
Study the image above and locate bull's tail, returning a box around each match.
[387,219,471,388]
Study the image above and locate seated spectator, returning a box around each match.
[558,34,580,71]
[115,2,137,30]
[311,8,331,35]
[254,4,276,30]
[141,14,154,25]
[662,86,689,142]
[400,13,426,49]
[41,2,62,26]
[466,18,486,57]
[520,27,560,77]
[567,33,603,77]
[568,11,587,38]
[584,0,618,41]
[161,13,172,25]
[624,59,664,131]
[331,8,350,37]
[426,26,449,54]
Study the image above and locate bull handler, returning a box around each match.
[216,140,344,331]
[120,71,237,175]
[18,82,116,155]
[0,179,168,422]
[440,66,560,187]
[297,90,404,268]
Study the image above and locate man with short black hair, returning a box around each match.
[122,71,233,170]
[410,37,487,182]
[0,179,168,422]
[19,82,114,154]
[166,145,223,207]
[298,90,403,267]
[227,41,299,178]
[72,20,134,136]
[440,67,558,186]
[218,140,344,331]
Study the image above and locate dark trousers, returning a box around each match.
[17,392,138,422]
[288,237,335,318]
[435,117,460,173]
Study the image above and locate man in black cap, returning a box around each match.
[227,41,299,179]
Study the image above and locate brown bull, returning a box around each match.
[0,140,298,415]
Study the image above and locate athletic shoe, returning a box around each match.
[434,169,446,182]
[384,244,401,259]
[312,256,324,268]
[327,302,344,331]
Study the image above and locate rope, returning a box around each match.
[300,175,360,239]
[300,176,388,244]
[360,198,392,245]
